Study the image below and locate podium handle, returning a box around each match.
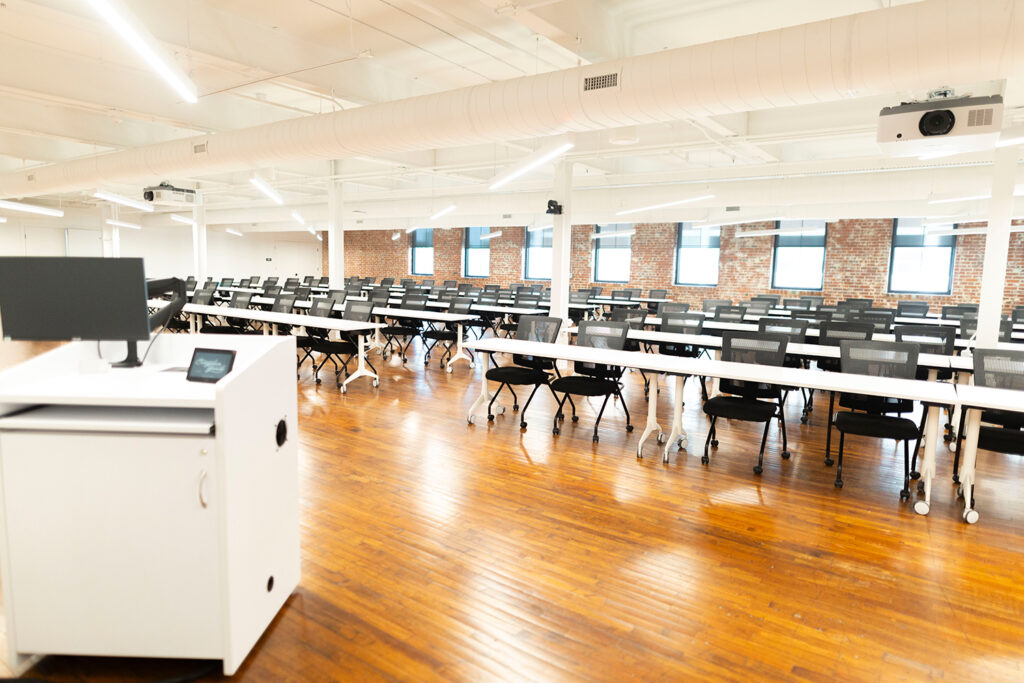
[198,470,208,508]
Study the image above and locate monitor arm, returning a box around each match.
[113,277,186,368]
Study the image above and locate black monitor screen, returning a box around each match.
[0,257,150,341]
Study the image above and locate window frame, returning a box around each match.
[770,220,827,291]
[410,228,434,276]
[593,223,632,283]
[887,217,956,295]
[674,222,720,287]
[463,226,490,278]
[524,228,553,281]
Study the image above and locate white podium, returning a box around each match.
[0,334,300,675]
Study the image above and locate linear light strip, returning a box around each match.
[489,141,574,190]
[480,230,502,241]
[429,204,456,220]
[226,229,244,237]
[250,176,284,205]
[615,194,716,216]
[106,218,141,230]
[0,199,65,217]
[93,190,154,212]
[528,224,553,232]
[591,229,636,240]
[169,213,195,226]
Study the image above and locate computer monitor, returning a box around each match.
[0,257,150,343]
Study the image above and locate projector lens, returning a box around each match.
[919,110,956,136]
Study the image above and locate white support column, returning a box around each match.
[975,147,1017,346]
[100,205,119,258]
[193,203,207,284]
[327,162,344,286]
[550,159,574,330]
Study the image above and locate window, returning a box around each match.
[888,217,955,294]
[771,220,826,290]
[525,228,552,280]
[675,223,720,286]
[464,227,490,278]
[411,229,433,275]
[593,223,631,283]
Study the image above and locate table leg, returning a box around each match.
[662,375,689,463]
[710,350,722,397]
[914,403,941,516]
[342,334,380,393]
[956,408,982,524]
[446,323,473,372]
[467,368,499,424]
[636,373,664,458]
[189,312,197,334]
[368,316,384,351]
[949,370,969,441]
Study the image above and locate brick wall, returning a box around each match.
[335,220,1024,311]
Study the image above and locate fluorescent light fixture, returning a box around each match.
[928,227,986,236]
[405,226,422,233]
[105,218,141,230]
[83,0,198,103]
[315,234,323,242]
[0,199,65,217]
[480,230,502,241]
[0,217,6,223]
[291,211,305,225]
[92,190,154,212]
[591,229,636,240]
[615,194,716,217]
[734,225,823,239]
[169,213,195,226]
[307,227,317,236]
[391,232,401,240]
[250,176,284,205]
[226,229,244,237]
[928,193,991,204]
[489,140,574,190]
[429,204,456,220]
[701,216,786,230]
[528,223,553,232]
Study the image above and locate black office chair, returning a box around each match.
[842,298,873,310]
[270,295,298,336]
[610,306,651,398]
[310,299,377,389]
[894,325,956,457]
[549,320,632,443]
[293,286,311,301]
[702,331,790,473]
[831,340,921,501]
[220,277,234,287]
[751,295,780,306]
[192,287,215,306]
[421,297,474,368]
[184,276,197,291]
[381,293,427,363]
[263,276,279,287]
[648,289,667,299]
[959,316,1013,342]
[284,278,300,289]
[801,295,825,308]
[702,298,731,316]
[610,290,632,300]
[263,285,283,297]
[500,291,542,337]
[791,309,833,326]
[297,298,337,373]
[848,310,894,334]
[713,305,747,322]
[1011,306,1024,324]
[656,301,690,318]
[380,277,395,287]
[782,298,810,311]
[316,276,330,287]
[225,292,254,334]
[897,301,930,318]
[758,317,811,419]
[746,301,770,316]
[481,315,564,429]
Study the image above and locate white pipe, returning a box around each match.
[2,0,1020,199]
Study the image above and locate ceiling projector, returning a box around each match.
[877,93,1003,157]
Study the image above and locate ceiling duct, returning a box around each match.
[1,0,1021,198]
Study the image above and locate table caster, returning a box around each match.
[753,465,763,475]
[963,508,979,524]
[447,366,453,374]
[340,385,347,394]
[467,414,476,425]
[494,405,505,415]
[914,500,930,515]
[656,433,665,444]
[372,379,379,388]
[677,437,687,450]
[626,424,634,433]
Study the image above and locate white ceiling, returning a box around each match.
[0,0,1021,232]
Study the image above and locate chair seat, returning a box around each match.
[833,412,919,440]
[550,375,618,396]
[982,409,1024,430]
[312,340,357,355]
[485,366,550,385]
[977,426,1024,455]
[382,325,419,336]
[422,330,456,341]
[703,396,778,422]
[839,393,913,414]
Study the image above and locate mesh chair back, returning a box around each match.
[713,305,748,322]
[757,318,809,342]
[649,289,668,299]
[450,297,474,315]
[317,277,330,287]
[457,283,473,293]
[478,292,499,304]
[611,290,631,300]
[369,287,391,304]
[843,298,873,308]
[819,321,874,346]
[272,295,297,313]
[302,276,314,284]
[719,331,789,397]
[662,312,704,334]
[401,294,428,310]
[746,302,770,315]
[569,291,591,304]
[264,285,283,296]
[221,278,234,286]
[238,278,251,287]
[703,298,732,314]
[284,278,300,288]
[380,277,395,287]
[657,301,690,317]
[959,316,1013,341]
[791,310,833,324]
[310,298,335,317]
[483,284,500,292]
[185,276,197,289]
[801,295,825,308]
[839,340,919,379]
[328,289,347,303]
[400,279,415,287]
[783,298,810,310]
[294,286,311,300]
[894,325,955,355]
[610,307,645,327]
[229,292,252,308]
[517,315,562,343]
[751,295,780,305]
[973,349,1024,390]
[527,284,543,293]
[343,299,374,322]
[509,283,524,293]
[263,277,279,286]
[1012,307,1024,324]
[942,305,972,320]
[848,311,894,333]
[437,291,456,303]
[193,290,214,305]
[421,279,434,287]
[897,301,930,317]
[575,320,630,378]
[515,291,542,306]
[361,277,375,285]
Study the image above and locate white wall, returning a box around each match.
[119,225,193,279]
[0,219,67,256]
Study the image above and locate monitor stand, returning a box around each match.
[112,341,141,368]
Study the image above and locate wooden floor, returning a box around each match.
[6,338,1024,682]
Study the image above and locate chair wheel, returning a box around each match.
[487,414,494,422]
[824,458,834,467]
[340,385,347,394]
[315,378,322,384]
[513,404,519,411]
[943,434,953,442]
[626,424,634,433]
[711,439,718,448]
[918,480,926,494]
[520,422,527,429]
[592,435,599,443]
[910,471,921,480]
[372,379,379,388]
[834,479,843,488]
[900,490,910,502]
[952,474,960,483]
[700,455,709,465]
[553,427,560,435]
[956,484,963,498]
[800,416,808,424]
[571,416,579,423]
[781,451,791,460]
[424,360,429,367]
[656,433,665,444]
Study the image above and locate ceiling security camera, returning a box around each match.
[546,200,563,215]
